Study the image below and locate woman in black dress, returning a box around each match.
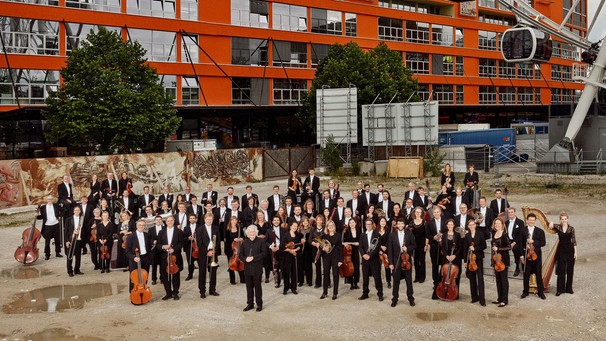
[343,218,361,289]
[441,163,455,194]
[491,217,510,307]
[365,205,378,225]
[89,174,102,207]
[410,207,427,283]
[320,220,342,300]
[549,211,577,296]
[302,199,317,221]
[440,219,463,294]
[287,169,302,203]
[116,211,135,270]
[464,219,486,306]
[377,217,391,289]
[254,211,271,283]
[226,216,245,285]
[299,216,313,286]
[281,221,303,295]
[96,210,115,273]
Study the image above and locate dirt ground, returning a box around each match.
[1,174,605,341]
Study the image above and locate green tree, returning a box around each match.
[44,27,181,154]
[298,42,419,138]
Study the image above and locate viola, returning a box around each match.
[436,244,459,301]
[130,248,152,305]
[339,244,354,277]
[14,206,42,265]
[166,246,179,275]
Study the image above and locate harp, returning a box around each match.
[521,206,558,293]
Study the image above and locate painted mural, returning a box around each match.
[0,149,263,208]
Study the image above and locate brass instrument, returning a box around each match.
[115,200,132,216]
[67,216,83,261]
[521,206,558,294]
[368,237,379,254]
[313,236,333,263]
[454,227,466,238]
[210,235,219,267]
[469,208,484,225]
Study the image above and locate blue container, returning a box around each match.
[438,128,516,163]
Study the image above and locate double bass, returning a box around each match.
[338,226,354,277]
[436,244,459,301]
[228,224,245,272]
[14,206,42,265]
[130,248,152,305]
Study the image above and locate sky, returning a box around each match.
[588,0,605,42]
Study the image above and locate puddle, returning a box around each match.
[0,266,52,280]
[2,283,125,314]
[416,312,448,321]
[24,327,104,341]
[486,313,510,320]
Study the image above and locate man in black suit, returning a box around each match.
[318,190,336,214]
[57,175,74,217]
[157,215,184,300]
[266,216,284,288]
[224,186,237,209]
[158,186,174,210]
[138,186,155,216]
[184,214,199,281]
[476,197,495,239]
[174,202,192,279]
[402,182,420,208]
[241,185,259,208]
[182,186,194,204]
[454,203,472,230]
[117,189,137,219]
[362,184,377,207]
[101,172,118,204]
[196,213,221,298]
[490,188,509,215]
[187,195,205,221]
[463,164,479,209]
[388,218,416,307]
[266,185,283,219]
[38,196,63,260]
[64,205,85,277]
[125,220,152,290]
[332,197,346,227]
[148,215,165,285]
[425,206,445,299]
[506,207,525,277]
[518,213,547,300]
[413,186,432,212]
[358,218,383,302]
[451,187,469,217]
[284,196,295,218]
[301,168,320,206]
[377,190,395,222]
[202,184,218,207]
[229,200,244,225]
[78,195,94,255]
[347,189,364,219]
[239,225,267,312]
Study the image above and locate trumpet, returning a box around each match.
[115,200,132,216]
[67,216,83,261]
[210,235,219,267]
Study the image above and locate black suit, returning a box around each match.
[346,198,365,219]
[377,199,395,221]
[359,230,383,298]
[202,191,218,207]
[517,226,546,295]
[490,198,509,215]
[402,190,420,208]
[64,215,85,274]
[57,182,74,216]
[38,203,62,257]
[266,226,285,286]
[157,227,184,297]
[387,229,416,303]
[426,218,445,287]
[454,214,472,230]
[506,217,525,271]
[101,179,118,197]
[476,206,495,238]
[242,206,258,227]
[138,194,155,213]
[318,198,336,214]
[266,194,284,218]
[196,224,220,295]
[413,195,431,212]
[117,196,137,219]
[464,230,486,305]
[239,236,267,307]
[241,193,259,208]
[187,204,205,221]
[301,175,320,205]
[125,231,152,283]
[362,191,377,207]
[158,193,174,209]
[148,224,165,282]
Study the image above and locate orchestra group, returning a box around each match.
[35,165,577,311]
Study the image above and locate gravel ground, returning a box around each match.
[1,173,605,341]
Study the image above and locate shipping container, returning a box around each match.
[438,128,516,163]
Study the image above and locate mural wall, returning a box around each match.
[0,149,263,208]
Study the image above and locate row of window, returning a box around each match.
[378,18,463,47]
[479,86,540,105]
[479,59,542,79]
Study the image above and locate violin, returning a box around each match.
[467,242,478,272]
[400,251,411,270]
[379,252,389,268]
[100,243,111,260]
[130,248,152,305]
[14,206,42,265]
[166,245,179,275]
[126,182,133,196]
[191,231,199,259]
[436,244,459,301]
[526,242,538,261]
[90,224,98,243]
[492,243,506,272]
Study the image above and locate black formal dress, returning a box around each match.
[226,226,245,284]
[281,231,303,294]
[96,220,116,272]
[343,225,361,287]
[426,218,445,291]
[378,228,391,286]
[388,228,416,305]
[440,232,463,294]
[551,224,576,294]
[309,226,325,288]
[492,231,511,304]
[321,233,342,298]
[239,236,267,308]
[410,219,427,282]
[86,217,101,269]
[464,230,486,305]
[116,220,135,269]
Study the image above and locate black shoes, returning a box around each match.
[283,291,288,295]
[492,301,501,304]
[567,290,574,294]
[173,294,180,300]
[200,293,206,299]
[358,294,369,300]
[513,269,520,277]
[209,292,220,296]
[292,290,298,295]
[498,302,507,307]
[391,301,397,307]
[521,292,528,299]
[161,295,172,300]
[152,280,157,285]
[413,279,419,283]
[539,294,546,300]
[243,305,254,312]
[75,271,84,275]
[256,306,262,312]
[378,296,384,302]
[387,282,392,289]
[185,275,193,281]
[556,292,562,296]
[264,278,269,283]
[45,255,50,260]
[68,273,74,277]
[56,253,63,258]
[332,295,337,300]
[320,294,327,299]
[409,301,415,307]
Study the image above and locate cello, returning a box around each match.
[228,223,245,272]
[339,225,354,277]
[14,206,42,265]
[130,248,152,305]
[436,244,459,301]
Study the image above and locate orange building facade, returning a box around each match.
[0,0,587,146]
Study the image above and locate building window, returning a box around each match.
[311,8,342,35]
[378,17,403,41]
[272,3,307,32]
[417,83,430,101]
[478,30,497,50]
[433,84,454,104]
[65,0,121,12]
[129,29,176,62]
[311,43,329,68]
[272,41,307,68]
[478,14,515,26]
[0,69,59,105]
[518,87,534,104]
[0,18,59,55]
[498,86,516,104]
[66,24,120,52]
[5,0,58,4]
[479,86,497,104]
[345,13,357,37]
[455,28,464,47]
[127,0,176,18]
[479,59,496,77]
[181,34,198,63]
[232,77,269,105]
[455,56,464,76]
[159,75,176,102]
[231,0,269,28]
[273,79,308,105]
[479,0,497,9]
[456,85,464,104]
[442,56,454,75]
[379,0,406,9]
[431,25,453,46]
[517,63,534,79]
[406,52,430,74]
[498,60,516,78]
[181,76,199,105]
[232,37,268,66]
[551,88,560,103]
[406,21,430,44]
[181,0,198,21]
